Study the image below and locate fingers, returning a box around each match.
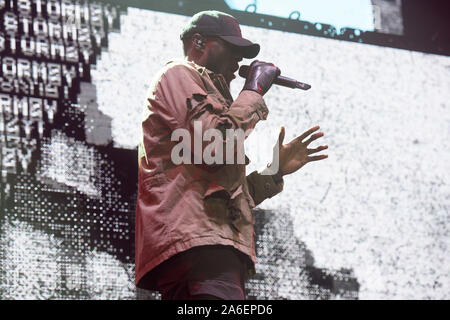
[307,145,328,155]
[308,154,328,162]
[304,131,324,146]
[278,126,285,146]
[297,125,320,143]
[307,144,328,163]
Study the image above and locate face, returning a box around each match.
[202,37,243,86]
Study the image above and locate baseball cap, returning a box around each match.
[180,10,260,59]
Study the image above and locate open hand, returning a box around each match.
[274,125,328,176]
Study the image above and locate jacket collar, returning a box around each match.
[166,59,233,102]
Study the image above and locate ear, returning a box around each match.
[192,33,206,51]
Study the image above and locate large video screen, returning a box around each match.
[1,1,449,299]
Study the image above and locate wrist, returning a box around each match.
[241,87,263,96]
[266,163,283,183]
[272,171,284,184]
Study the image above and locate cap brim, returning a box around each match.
[219,35,260,59]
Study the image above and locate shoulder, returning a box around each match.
[148,60,208,104]
[161,60,203,79]
[147,61,195,89]
[154,60,206,92]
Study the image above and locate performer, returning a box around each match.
[135,10,328,300]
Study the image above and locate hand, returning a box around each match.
[242,60,280,96]
[273,125,328,176]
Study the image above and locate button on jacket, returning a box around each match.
[135,59,283,290]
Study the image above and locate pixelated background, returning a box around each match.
[0,0,449,300]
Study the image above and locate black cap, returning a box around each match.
[180,10,260,59]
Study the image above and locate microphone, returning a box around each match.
[239,65,311,90]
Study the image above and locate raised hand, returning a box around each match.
[275,125,328,176]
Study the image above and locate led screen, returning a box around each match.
[1,1,449,300]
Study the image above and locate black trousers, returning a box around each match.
[153,245,249,300]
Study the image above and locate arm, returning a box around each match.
[156,64,268,131]
[245,125,329,207]
[150,64,268,164]
[246,168,284,207]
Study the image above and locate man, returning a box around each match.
[135,10,328,300]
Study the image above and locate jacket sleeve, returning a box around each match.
[246,169,284,207]
[153,64,268,131]
[148,64,268,164]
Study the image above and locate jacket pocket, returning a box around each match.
[203,182,245,232]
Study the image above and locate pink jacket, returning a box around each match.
[135,60,283,289]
